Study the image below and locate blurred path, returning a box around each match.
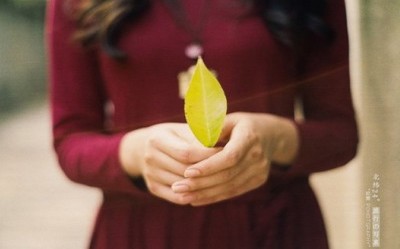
[311,160,362,249]
[0,104,101,249]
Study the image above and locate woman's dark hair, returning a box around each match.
[261,0,335,59]
[72,0,150,58]
[72,0,334,60]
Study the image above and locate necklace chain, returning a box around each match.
[163,0,210,59]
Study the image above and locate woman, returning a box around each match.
[47,0,358,248]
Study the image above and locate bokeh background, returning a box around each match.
[0,0,399,248]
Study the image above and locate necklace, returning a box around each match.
[163,0,212,98]
[163,0,210,59]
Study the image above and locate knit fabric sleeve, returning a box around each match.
[46,0,141,195]
[282,0,359,176]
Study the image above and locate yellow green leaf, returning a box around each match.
[184,57,227,147]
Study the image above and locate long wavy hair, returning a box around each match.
[72,0,334,60]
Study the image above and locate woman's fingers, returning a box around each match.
[139,123,224,205]
[172,143,269,202]
[190,174,266,206]
[183,119,255,178]
[144,165,185,187]
[173,160,268,198]
[149,124,220,164]
[182,143,247,178]
[143,144,188,177]
[170,114,272,206]
[189,160,269,206]
[145,179,194,205]
[172,164,244,193]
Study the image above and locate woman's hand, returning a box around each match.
[171,112,299,206]
[119,123,220,205]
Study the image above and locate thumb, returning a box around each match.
[217,113,240,145]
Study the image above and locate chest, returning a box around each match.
[95,0,297,126]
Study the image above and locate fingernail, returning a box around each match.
[172,183,189,193]
[184,168,201,178]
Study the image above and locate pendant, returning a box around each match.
[185,43,203,59]
[178,65,196,99]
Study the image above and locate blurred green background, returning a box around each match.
[0,0,46,118]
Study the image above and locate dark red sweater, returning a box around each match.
[47,0,358,248]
